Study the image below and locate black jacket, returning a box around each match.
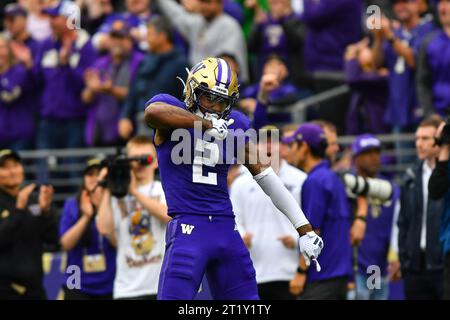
[0,188,58,292]
[398,161,444,272]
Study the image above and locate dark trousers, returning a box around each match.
[258,281,296,300]
[63,286,113,300]
[299,276,348,300]
[445,253,450,300]
[403,270,444,300]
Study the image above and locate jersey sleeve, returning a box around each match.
[145,93,186,110]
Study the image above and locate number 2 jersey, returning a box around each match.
[147,94,251,218]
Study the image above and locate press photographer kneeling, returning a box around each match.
[429,119,450,300]
[0,150,58,300]
[96,136,170,300]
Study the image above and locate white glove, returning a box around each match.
[205,115,234,141]
[299,231,324,272]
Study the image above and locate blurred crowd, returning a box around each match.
[1,0,450,301]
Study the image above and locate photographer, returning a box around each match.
[429,118,450,299]
[350,134,400,300]
[0,149,58,300]
[96,135,170,300]
[59,158,116,300]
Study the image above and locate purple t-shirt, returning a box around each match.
[148,94,251,217]
[301,160,353,282]
[59,198,116,295]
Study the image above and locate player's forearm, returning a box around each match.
[145,102,212,130]
[392,40,415,68]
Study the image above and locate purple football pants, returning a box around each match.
[157,214,259,300]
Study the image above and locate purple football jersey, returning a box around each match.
[148,94,251,217]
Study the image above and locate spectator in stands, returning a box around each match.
[96,136,170,300]
[286,124,352,300]
[344,38,390,135]
[82,20,144,147]
[92,0,153,52]
[24,0,52,42]
[398,115,445,300]
[156,0,249,83]
[302,0,363,134]
[240,54,302,130]
[76,0,115,36]
[0,34,37,151]
[35,1,97,152]
[351,134,400,300]
[303,0,363,72]
[119,16,188,141]
[247,0,307,86]
[231,125,306,300]
[3,3,41,57]
[60,158,116,300]
[417,0,450,118]
[0,149,58,300]
[371,0,435,134]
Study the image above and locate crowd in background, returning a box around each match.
[0,0,450,300]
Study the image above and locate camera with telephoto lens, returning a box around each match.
[98,150,154,198]
[340,172,393,204]
[435,116,450,146]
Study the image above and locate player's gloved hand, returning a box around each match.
[299,231,324,271]
[205,114,234,140]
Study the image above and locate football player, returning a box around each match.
[144,57,323,300]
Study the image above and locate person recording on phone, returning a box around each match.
[0,149,57,300]
[96,135,170,300]
[429,118,450,300]
[59,158,116,300]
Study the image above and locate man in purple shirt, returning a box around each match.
[371,0,436,129]
[144,57,323,300]
[303,0,363,73]
[35,1,97,152]
[417,0,450,117]
[285,123,352,300]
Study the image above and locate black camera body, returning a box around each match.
[99,152,153,198]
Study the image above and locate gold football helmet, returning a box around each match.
[182,57,239,119]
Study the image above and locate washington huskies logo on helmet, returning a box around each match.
[181,57,239,119]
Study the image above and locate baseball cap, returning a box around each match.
[83,157,105,175]
[4,3,27,18]
[109,20,131,38]
[0,149,21,166]
[42,0,79,17]
[352,134,382,157]
[281,123,327,149]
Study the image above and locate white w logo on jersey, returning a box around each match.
[181,224,195,235]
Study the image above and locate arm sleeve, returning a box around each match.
[253,167,310,229]
[416,34,436,118]
[429,160,449,200]
[156,0,200,40]
[397,187,409,264]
